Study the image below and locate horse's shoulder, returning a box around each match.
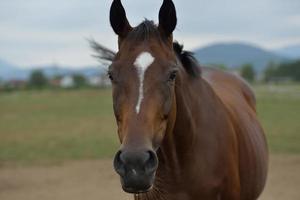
[201,67,268,199]
[201,67,256,111]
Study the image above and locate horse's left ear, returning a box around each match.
[158,0,177,39]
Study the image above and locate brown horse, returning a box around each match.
[100,0,268,199]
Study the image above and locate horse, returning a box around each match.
[97,0,269,199]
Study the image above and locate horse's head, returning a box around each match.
[109,0,178,194]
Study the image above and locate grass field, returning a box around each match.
[0,89,118,164]
[0,84,299,164]
[255,84,300,154]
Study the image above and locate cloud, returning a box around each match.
[0,0,299,67]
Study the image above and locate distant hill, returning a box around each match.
[193,42,289,72]
[275,45,300,59]
[1,42,298,80]
[0,59,29,81]
[29,65,106,78]
[0,59,105,81]
[0,59,17,71]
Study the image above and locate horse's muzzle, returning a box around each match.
[113,149,158,193]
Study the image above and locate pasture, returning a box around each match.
[0,84,299,199]
[0,89,118,164]
[0,85,299,164]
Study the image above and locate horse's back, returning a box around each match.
[202,67,268,200]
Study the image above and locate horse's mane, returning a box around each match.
[90,20,201,78]
[173,42,201,77]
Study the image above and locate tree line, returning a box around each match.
[0,70,109,92]
[227,59,300,83]
[29,70,89,89]
[1,59,299,92]
[264,60,300,82]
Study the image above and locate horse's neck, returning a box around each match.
[158,74,218,183]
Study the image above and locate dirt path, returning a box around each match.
[0,155,299,200]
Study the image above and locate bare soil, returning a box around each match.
[0,155,299,200]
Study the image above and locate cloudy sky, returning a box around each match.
[0,0,300,68]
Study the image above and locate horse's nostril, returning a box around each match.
[114,150,125,176]
[144,150,158,174]
[119,150,126,164]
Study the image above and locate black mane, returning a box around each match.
[173,42,201,77]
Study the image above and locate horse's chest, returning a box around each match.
[163,192,190,200]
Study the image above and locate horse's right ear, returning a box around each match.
[110,0,132,40]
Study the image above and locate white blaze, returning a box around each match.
[134,52,154,113]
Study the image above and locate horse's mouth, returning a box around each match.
[120,173,155,194]
[122,185,153,194]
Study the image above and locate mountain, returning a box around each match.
[0,59,17,71]
[1,42,296,80]
[275,45,300,59]
[29,65,106,78]
[0,59,29,81]
[0,59,106,81]
[193,42,289,72]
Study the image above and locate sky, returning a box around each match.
[0,0,300,68]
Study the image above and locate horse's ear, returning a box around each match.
[110,0,132,40]
[158,0,177,38]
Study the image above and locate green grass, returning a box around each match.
[0,89,119,164]
[0,85,299,164]
[255,84,300,154]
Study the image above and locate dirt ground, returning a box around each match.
[0,155,299,200]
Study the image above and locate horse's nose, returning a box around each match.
[114,150,158,176]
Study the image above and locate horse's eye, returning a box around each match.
[168,71,177,82]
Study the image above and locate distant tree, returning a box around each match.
[278,60,300,81]
[73,74,87,88]
[29,70,48,89]
[240,64,255,83]
[264,60,300,82]
[264,62,278,82]
[0,79,4,91]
